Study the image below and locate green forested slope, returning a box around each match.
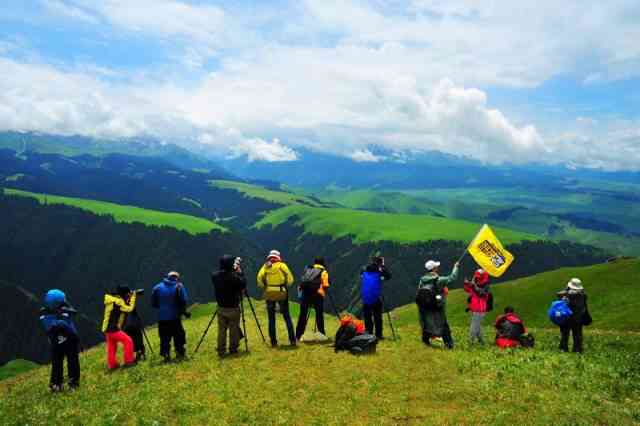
[4,189,225,235]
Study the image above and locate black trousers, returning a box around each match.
[266,300,295,345]
[560,319,583,353]
[363,300,384,338]
[50,335,80,387]
[158,319,186,357]
[295,294,325,339]
[124,325,145,355]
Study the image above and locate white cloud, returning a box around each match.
[350,149,383,163]
[42,0,98,24]
[1,0,639,170]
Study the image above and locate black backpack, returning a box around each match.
[519,333,535,348]
[498,319,524,340]
[334,324,377,355]
[416,282,441,309]
[300,266,323,293]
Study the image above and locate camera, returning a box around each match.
[134,288,145,295]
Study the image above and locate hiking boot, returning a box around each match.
[162,355,171,363]
[271,341,278,348]
[49,384,63,393]
[175,353,187,362]
[68,381,79,390]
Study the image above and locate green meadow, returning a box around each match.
[4,188,225,235]
[210,180,323,207]
[1,261,639,424]
[255,205,537,244]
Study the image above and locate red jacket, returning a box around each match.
[464,280,489,313]
[494,313,527,348]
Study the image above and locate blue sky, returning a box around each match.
[0,0,639,170]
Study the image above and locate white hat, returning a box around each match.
[168,271,180,279]
[425,260,441,271]
[567,278,583,291]
[267,250,282,261]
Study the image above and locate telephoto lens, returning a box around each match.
[135,288,145,295]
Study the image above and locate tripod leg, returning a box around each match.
[327,291,341,320]
[240,298,249,352]
[246,295,267,344]
[194,309,218,354]
[142,328,154,355]
[382,298,398,341]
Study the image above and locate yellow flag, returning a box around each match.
[467,224,514,277]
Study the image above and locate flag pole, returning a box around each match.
[457,224,486,264]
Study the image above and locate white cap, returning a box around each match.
[168,271,180,279]
[425,260,441,271]
[567,277,583,291]
[267,250,282,261]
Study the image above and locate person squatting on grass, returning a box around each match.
[257,250,296,347]
[295,257,330,340]
[211,255,247,357]
[495,306,527,348]
[417,260,459,349]
[360,254,392,339]
[40,289,80,392]
[152,271,189,362]
[557,278,590,353]
[102,285,137,369]
[463,269,491,345]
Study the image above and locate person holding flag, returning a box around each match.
[416,260,459,349]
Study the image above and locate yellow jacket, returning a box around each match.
[102,293,137,333]
[313,264,330,298]
[257,261,294,301]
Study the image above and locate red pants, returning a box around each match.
[105,331,134,369]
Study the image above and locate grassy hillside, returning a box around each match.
[0,359,38,381]
[313,189,445,216]
[395,258,640,331]
[211,180,323,207]
[1,296,638,425]
[4,189,225,235]
[255,205,537,245]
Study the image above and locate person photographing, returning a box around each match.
[102,285,138,369]
[211,255,247,357]
[360,253,392,339]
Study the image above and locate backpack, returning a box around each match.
[334,323,358,352]
[416,281,442,310]
[498,318,524,340]
[334,323,377,355]
[300,266,323,294]
[519,333,535,348]
[548,300,573,326]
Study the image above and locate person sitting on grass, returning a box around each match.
[495,306,530,348]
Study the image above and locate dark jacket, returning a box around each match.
[557,289,588,321]
[212,255,247,309]
[40,308,78,341]
[360,263,392,305]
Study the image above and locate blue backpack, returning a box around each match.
[548,300,572,326]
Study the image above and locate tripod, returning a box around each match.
[381,296,398,341]
[194,293,267,354]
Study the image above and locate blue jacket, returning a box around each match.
[360,264,392,305]
[40,310,78,342]
[152,278,189,321]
